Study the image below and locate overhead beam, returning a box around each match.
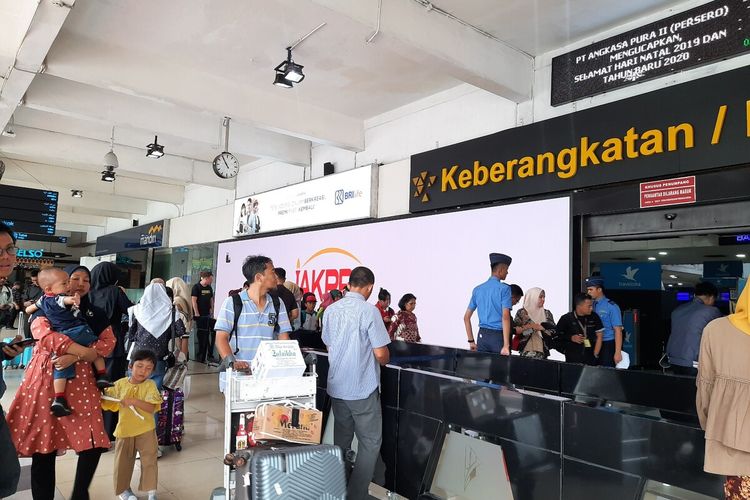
[0,157,185,205]
[43,34,365,150]
[0,0,75,129]
[0,125,235,189]
[23,74,312,166]
[308,0,533,102]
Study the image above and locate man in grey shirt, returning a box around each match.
[667,281,722,376]
[322,266,390,500]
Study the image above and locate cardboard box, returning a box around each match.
[251,340,306,379]
[253,404,322,445]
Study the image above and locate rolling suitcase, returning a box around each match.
[249,445,346,500]
[157,388,184,451]
[2,337,20,369]
[18,345,33,369]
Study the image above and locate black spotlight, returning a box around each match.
[101,166,116,182]
[273,48,304,87]
[71,189,83,198]
[146,135,165,158]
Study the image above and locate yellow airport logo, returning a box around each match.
[412,171,437,203]
[147,224,163,235]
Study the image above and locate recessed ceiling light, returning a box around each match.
[658,251,668,255]
[678,282,683,286]
[668,284,674,287]
[737,253,747,258]
[669,275,677,279]
[648,256,656,261]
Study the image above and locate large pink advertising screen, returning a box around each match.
[216,197,570,348]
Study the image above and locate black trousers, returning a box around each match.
[671,365,698,376]
[31,448,104,500]
[195,316,214,362]
[599,340,616,367]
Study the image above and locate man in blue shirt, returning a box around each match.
[0,222,23,497]
[585,277,623,368]
[322,266,390,500]
[464,253,513,355]
[667,281,722,376]
[215,255,291,371]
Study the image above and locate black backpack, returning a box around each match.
[228,293,280,355]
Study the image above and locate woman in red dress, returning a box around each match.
[7,264,115,500]
[388,294,421,343]
[375,288,395,330]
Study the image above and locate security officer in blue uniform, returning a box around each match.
[585,277,623,367]
[464,253,513,355]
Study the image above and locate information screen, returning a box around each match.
[551,0,750,106]
[0,185,58,235]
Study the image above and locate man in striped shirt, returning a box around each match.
[215,255,291,370]
[322,266,390,500]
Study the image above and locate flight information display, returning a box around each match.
[551,0,750,105]
[0,185,58,235]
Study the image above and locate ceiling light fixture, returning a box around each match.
[648,256,656,261]
[678,282,683,286]
[101,126,118,182]
[71,189,83,198]
[2,114,16,138]
[669,275,678,279]
[272,23,326,88]
[658,251,668,255]
[737,253,747,258]
[146,135,165,158]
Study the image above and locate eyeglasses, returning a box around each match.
[0,246,17,257]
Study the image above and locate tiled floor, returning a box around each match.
[2,333,401,500]
[2,355,227,500]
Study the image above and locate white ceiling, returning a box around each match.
[0,0,692,235]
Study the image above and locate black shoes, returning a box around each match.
[51,397,72,417]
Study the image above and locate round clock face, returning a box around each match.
[212,152,239,178]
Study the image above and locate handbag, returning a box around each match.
[163,307,188,390]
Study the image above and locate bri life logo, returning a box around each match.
[334,188,363,205]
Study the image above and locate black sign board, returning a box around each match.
[95,220,165,256]
[0,185,58,235]
[410,64,750,213]
[551,0,750,106]
[14,232,68,243]
[719,233,750,245]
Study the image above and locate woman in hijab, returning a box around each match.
[88,261,133,439]
[697,285,750,499]
[316,289,342,324]
[7,265,115,500]
[128,282,187,391]
[514,287,556,359]
[166,277,193,355]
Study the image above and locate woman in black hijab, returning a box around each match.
[88,262,133,439]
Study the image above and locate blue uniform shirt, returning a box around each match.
[594,295,623,342]
[468,277,512,330]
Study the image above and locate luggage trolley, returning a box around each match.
[220,366,318,499]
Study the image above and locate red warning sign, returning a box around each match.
[640,176,696,209]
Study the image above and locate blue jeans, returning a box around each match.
[55,324,99,380]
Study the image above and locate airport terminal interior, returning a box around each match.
[2,0,750,499]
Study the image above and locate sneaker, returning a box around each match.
[51,397,72,417]
[96,376,115,390]
[157,446,163,458]
[118,489,137,500]
[147,490,158,500]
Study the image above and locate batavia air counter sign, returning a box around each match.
[410,64,750,213]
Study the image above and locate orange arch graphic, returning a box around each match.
[301,247,362,268]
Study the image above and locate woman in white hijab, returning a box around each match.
[166,277,193,355]
[514,287,556,359]
[127,283,186,391]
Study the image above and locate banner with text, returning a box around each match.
[232,166,377,237]
[410,64,750,213]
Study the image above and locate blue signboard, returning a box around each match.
[599,262,663,290]
[703,261,743,278]
[95,220,165,256]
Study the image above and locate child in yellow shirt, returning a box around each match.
[102,349,163,500]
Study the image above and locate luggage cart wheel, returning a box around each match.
[175,442,182,451]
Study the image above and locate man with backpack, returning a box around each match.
[214,255,292,370]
